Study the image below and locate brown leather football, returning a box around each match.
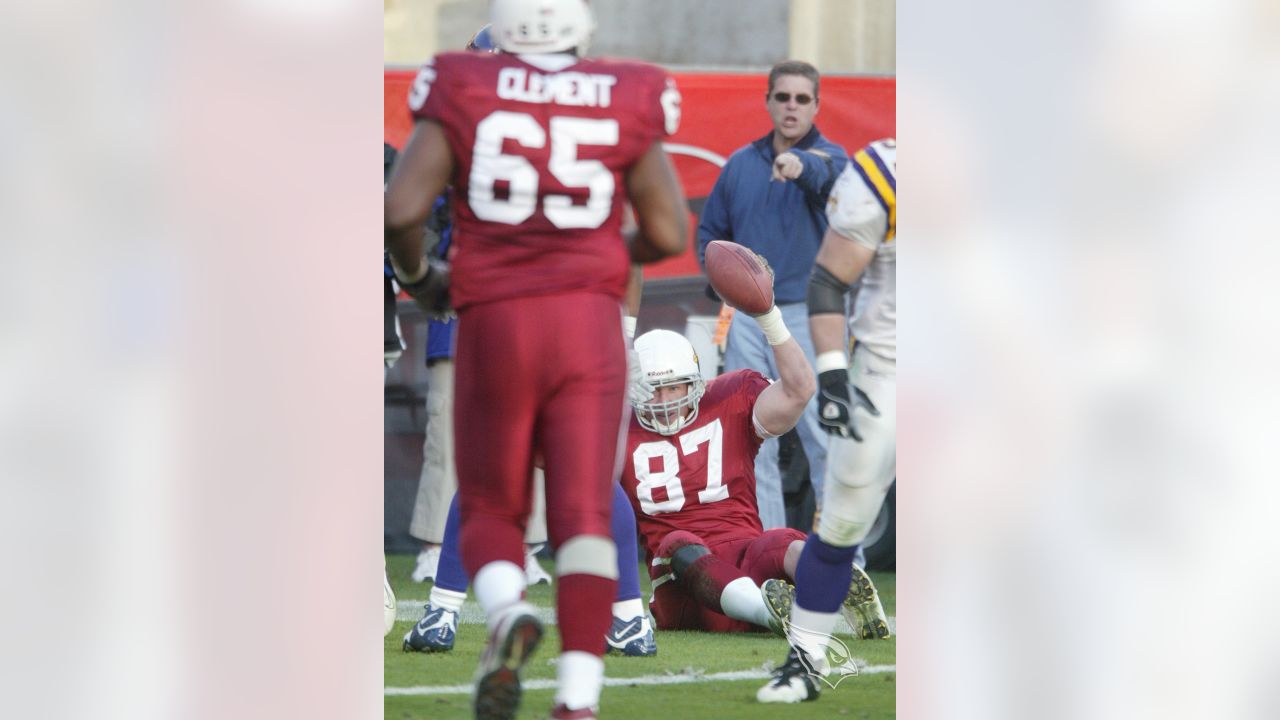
[705,240,774,315]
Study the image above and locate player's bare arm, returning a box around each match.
[385,119,455,277]
[701,241,815,436]
[809,227,875,356]
[809,226,878,440]
[752,333,816,437]
[624,263,644,318]
[624,141,688,263]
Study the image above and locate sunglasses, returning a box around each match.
[770,92,814,105]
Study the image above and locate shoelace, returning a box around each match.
[772,650,811,684]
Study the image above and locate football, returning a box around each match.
[704,240,774,315]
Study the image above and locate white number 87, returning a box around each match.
[632,420,728,516]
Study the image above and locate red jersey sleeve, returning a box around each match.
[407,54,448,123]
[716,368,772,441]
[622,62,681,148]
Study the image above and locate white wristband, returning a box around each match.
[623,316,637,342]
[388,253,428,284]
[815,350,848,374]
[753,306,791,346]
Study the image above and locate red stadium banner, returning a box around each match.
[385,69,895,280]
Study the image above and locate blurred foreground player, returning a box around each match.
[384,1,688,717]
[408,25,553,589]
[758,139,896,704]
[406,267,658,658]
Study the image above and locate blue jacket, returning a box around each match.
[696,126,848,305]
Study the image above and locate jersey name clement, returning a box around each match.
[497,67,618,107]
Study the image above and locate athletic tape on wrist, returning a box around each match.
[815,350,848,375]
[753,306,792,346]
[389,253,429,284]
[623,316,637,342]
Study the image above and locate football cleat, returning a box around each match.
[473,601,544,720]
[760,578,796,638]
[524,546,552,586]
[605,614,657,657]
[411,545,441,583]
[756,647,822,703]
[549,704,597,719]
[402,603,458,653]
[843,564,891,639]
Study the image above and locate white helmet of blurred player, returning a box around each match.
[489,0,594,55]
[633,329,706,436]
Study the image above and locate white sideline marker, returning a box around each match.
[385,665,897,696]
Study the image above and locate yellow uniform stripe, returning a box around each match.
[853,150,896,243]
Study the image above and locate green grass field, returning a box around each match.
[385,554,895,719]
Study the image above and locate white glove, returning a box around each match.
[628,345,654,405]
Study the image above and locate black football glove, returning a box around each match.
[817,369,879,441]
[394,255,453,320]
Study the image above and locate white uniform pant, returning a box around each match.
[818,346,896,548]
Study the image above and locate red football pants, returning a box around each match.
[454,292,628,576]
[649,528,806,632]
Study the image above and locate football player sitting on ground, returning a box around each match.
[621,312,888,637]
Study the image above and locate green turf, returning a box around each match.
[385,554,895,719]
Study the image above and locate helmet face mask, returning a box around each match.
[632,330,705,436]
[636,380,702,436]
[489,0,594,55]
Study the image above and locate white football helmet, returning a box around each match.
[633,330,706,436]
[489,0,594,55]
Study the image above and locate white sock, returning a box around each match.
[788,605,841,670]
[473,561,525,628]
[428,586,467,613]
[719,576,772,628]
[554,650,604,710]
[612,598,644,622]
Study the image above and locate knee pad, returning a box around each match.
[670,544,710,580]
[817,502,868,548]
[656,530,703,558]
[556,535,618,580]
[817,486,886,548]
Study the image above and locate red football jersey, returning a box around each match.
[620,369,773,557]
[409,51,680,310]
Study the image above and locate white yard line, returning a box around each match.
[385,664,896,696]
[395,601,897,635]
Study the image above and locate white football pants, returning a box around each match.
[818,345,896,548]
